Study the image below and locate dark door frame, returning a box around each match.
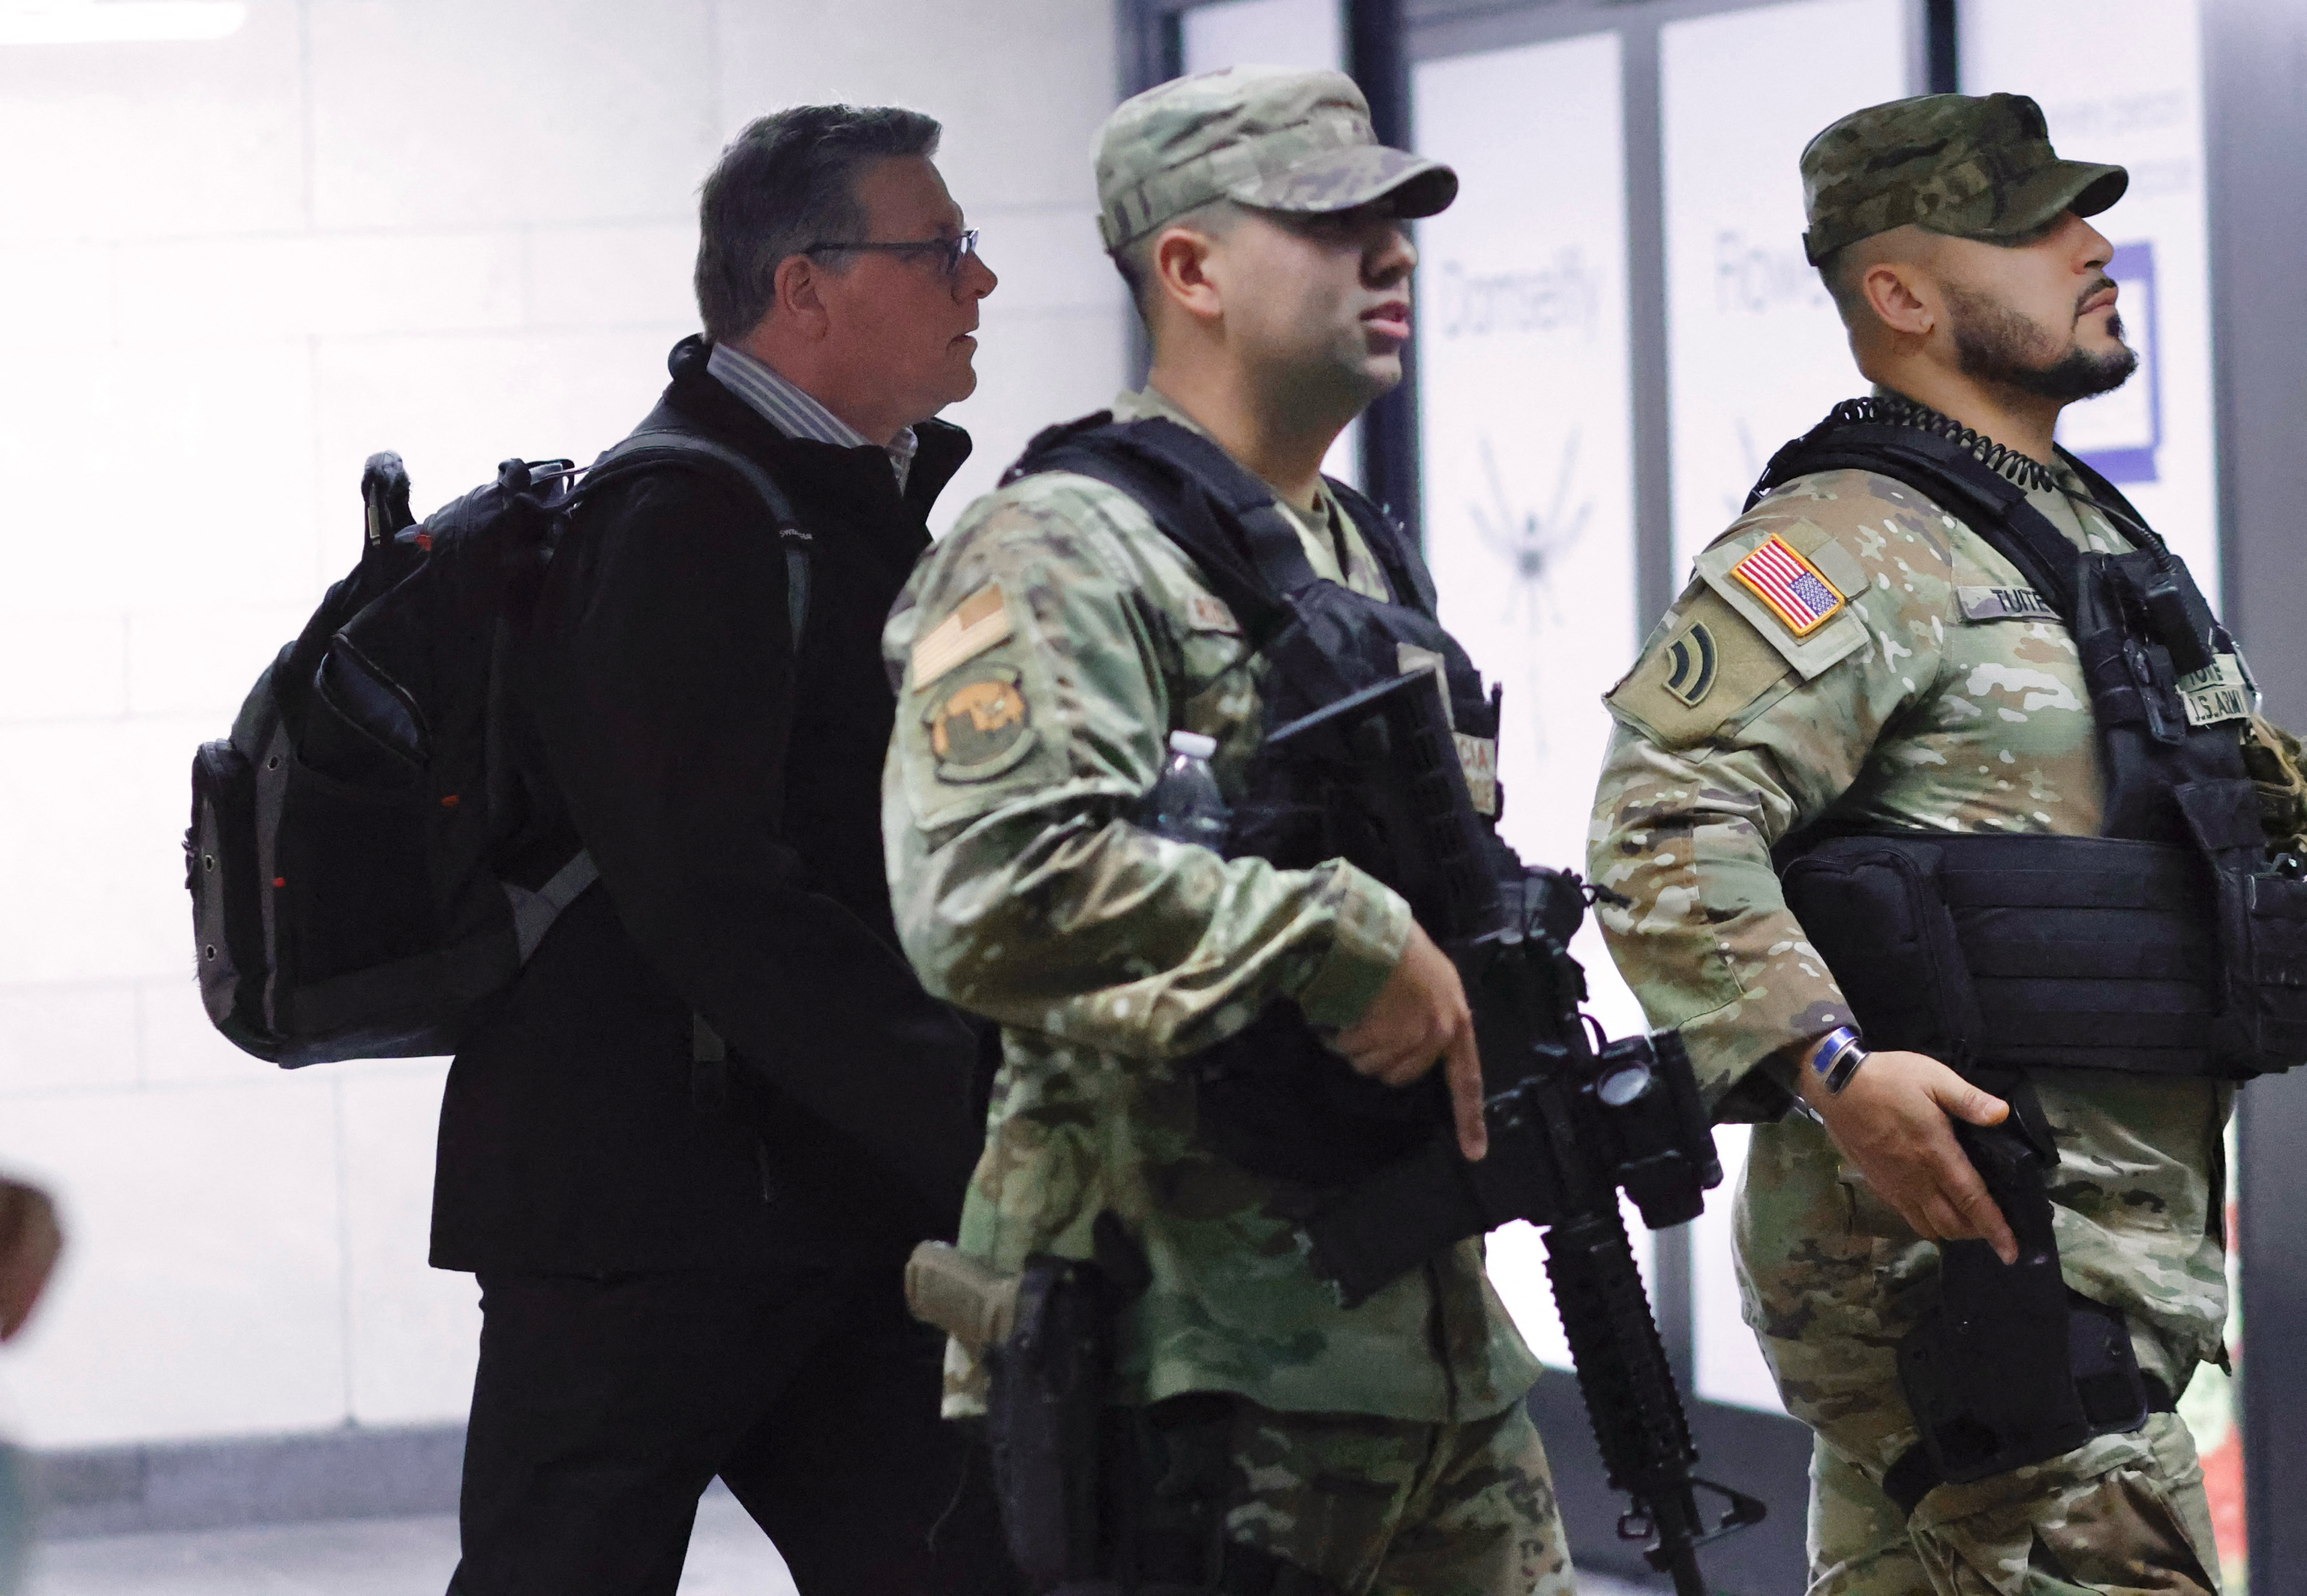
[2206,5,2307,1587]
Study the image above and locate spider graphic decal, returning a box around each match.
[1468,430,1591,628]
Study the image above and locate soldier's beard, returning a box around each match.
[1944,278,2138,403]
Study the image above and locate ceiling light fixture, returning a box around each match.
[0,1,248,45]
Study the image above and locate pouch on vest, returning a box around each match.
[2175,779,2307,1066]
[186,431,807,1067]
[1776,838,1983,1064]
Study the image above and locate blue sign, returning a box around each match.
[2063,240,2162,484]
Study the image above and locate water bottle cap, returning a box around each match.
[1167,730,1217,759]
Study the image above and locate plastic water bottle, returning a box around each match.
[1143,729,1230,852]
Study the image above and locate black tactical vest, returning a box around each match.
[1004,413,1522,1183]
[1754,399,2307,1080]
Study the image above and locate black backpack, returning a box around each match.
[186,429,808,1067]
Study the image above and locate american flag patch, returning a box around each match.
[1729,536,1846,636]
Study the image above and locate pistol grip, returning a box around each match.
[1952,1117,2057,1264]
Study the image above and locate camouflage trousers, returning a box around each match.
[1740,1120,2221,1594]
[1810,1414,2218,1594]
[1072,1393,1574,1596]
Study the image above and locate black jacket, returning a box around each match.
[430,335,984,1275]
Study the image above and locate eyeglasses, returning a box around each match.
[803,229,981,278]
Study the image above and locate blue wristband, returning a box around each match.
[1810,1026,1868,1094]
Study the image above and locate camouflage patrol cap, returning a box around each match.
[1800,92,2127,265]
[1095,65,1457,251]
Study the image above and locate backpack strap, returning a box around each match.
[589,429,814,650]
[504,850,603,960]
[560,431,816,1091]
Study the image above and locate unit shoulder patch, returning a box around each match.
[1605,586,1801,751]
[1662,619,1717,707]
[911,582,1015,688]
[925,666,1037,782]
[1186,592,1241,634]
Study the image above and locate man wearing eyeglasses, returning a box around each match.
[433,105,1015,1595]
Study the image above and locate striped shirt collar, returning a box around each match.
[706,340,919,491]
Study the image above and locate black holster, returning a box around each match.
[1773,836,2185,1509]
[986,1254,1113,1586]
[982,1222,1337,1596]
[1884,1076,2166,1514]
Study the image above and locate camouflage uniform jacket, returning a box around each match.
[1588,449,2230,1377]
[883,386,1543,1422]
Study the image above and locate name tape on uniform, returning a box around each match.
[1957,586,2060,623]
[1393,644,1494,813]
[911,583,1014,687]
[1729,536,1846,636]
[2179,654,2253,728]
[1454,733,1498,817]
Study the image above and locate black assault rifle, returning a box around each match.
[1264,671,1767,1595]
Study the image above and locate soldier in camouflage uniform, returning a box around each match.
[883,67,1570,1596]
[1588,92,2305,1593]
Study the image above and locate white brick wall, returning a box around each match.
[0,0,1125,1450]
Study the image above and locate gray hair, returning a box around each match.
[695,104,943,344]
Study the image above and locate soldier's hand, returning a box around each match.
[1334,923,1488,1161]
[1798,1046,2016,1263]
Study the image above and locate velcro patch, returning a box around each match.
[1662,621,1717,706]
[925,666,1037,782]
[911,583,1014,688]
[1957,585,2060,622]
[1186,593,1241,634]
[1695,532,1867,681]
[1729,536,1846,636]
[2179,654,2252,728]
[1605,586,1805,751]
[1454,733,1498,817]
